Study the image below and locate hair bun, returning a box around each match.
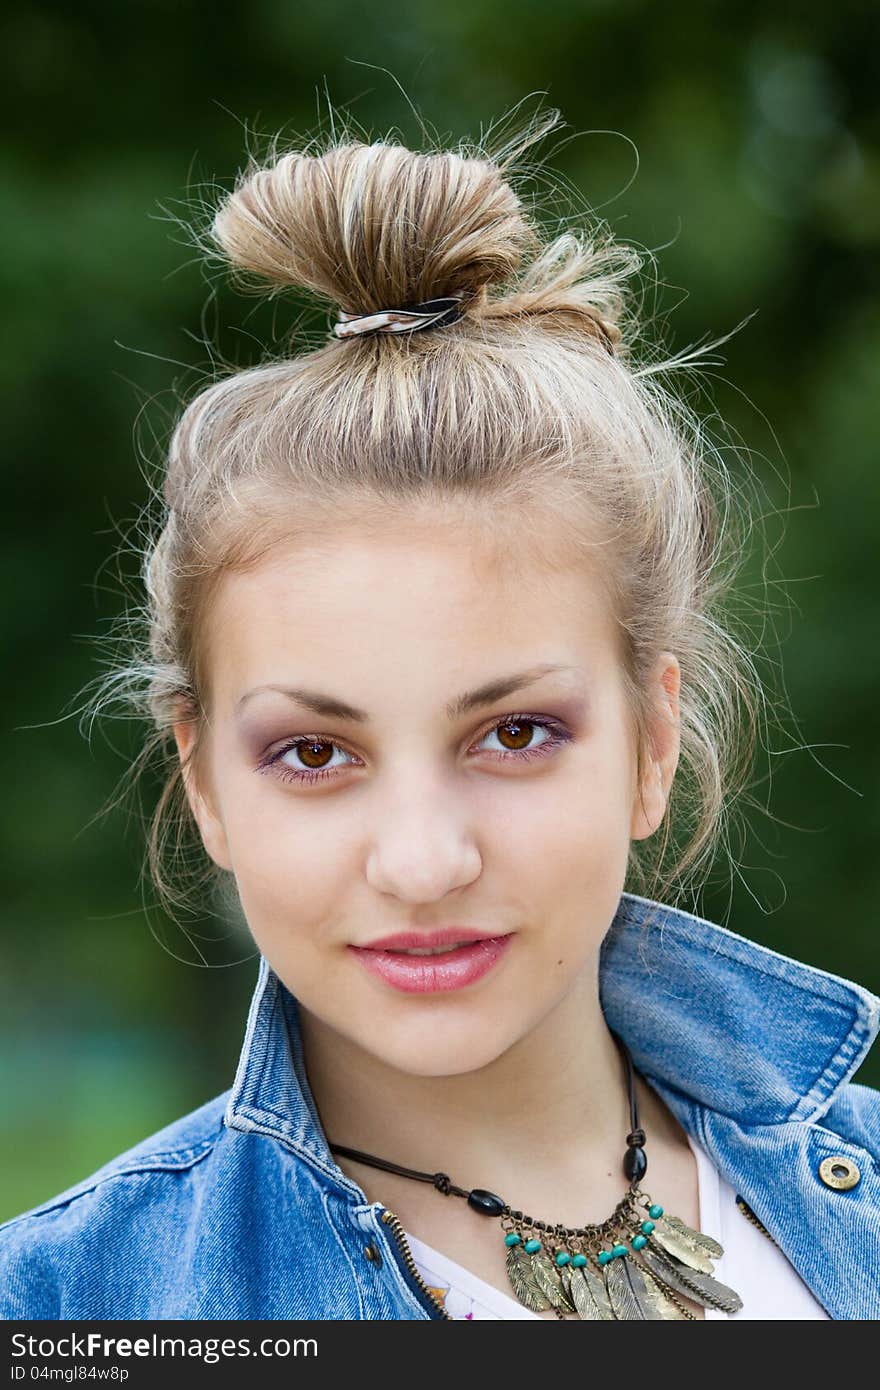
[211,141,538,319]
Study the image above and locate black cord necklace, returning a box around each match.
[328,1029,743,1319]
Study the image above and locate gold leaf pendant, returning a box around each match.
[531,1250,577,1314]
[567,1263,615,1320]
[650,1220,716,1273]
[505,1241,552,1312]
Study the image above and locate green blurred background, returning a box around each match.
[2,1,878,1224]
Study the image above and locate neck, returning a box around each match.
[297,954,679,1225]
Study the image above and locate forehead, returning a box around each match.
[202,499,620,708]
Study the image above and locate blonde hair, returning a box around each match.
[80,105,779,934]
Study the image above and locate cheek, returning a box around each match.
[222,788,353,943]
[478,749,632,948]
[480,738,632,861]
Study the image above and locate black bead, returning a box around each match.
[467,1188,506,1216]
[623,1145,647,1181]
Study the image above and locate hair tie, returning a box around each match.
[333,294,466,339]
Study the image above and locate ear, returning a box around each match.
[171,711,233,872]
[629,651,681,841]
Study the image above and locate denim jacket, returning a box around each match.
[2,891,879,1321]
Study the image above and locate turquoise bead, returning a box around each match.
[555,1251,571,1267]
[524,1238,542,1254]
[648,1204,664,1219]
[504,1232,522,1246]
[571,1253,587,1267]
[597,1250,612,1266]
[641,1220,655,1234]
[611,1244,628,1259]
[632,1234,648,1250]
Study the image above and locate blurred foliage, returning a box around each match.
[1,0,878,1223]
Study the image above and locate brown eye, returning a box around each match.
[295,739,336,769]
[261,735,357,785]
[495,719,536,751]
[475,715,568,763]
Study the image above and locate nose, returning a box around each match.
[364,774,482,903]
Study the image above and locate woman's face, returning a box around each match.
[175,504,680,1077]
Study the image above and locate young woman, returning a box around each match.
[2,109,878,1321]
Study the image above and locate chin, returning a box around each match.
[363,1025,517,1079]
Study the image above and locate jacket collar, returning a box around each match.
[224,891,880,1178]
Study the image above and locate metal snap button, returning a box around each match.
[818,1155,860,1191]
[363,1242,383,1264]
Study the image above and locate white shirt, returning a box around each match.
[404,1132,830,1320]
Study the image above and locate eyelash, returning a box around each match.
[256,713,573,787]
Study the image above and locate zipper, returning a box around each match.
[380,1209,453,1319]
[227,1113,452,1317]
[224,1115,452,1317]
[735,1194,779,1247]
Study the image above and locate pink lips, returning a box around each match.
[347,931,513,993]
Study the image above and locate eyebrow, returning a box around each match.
[235,663,580,723]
